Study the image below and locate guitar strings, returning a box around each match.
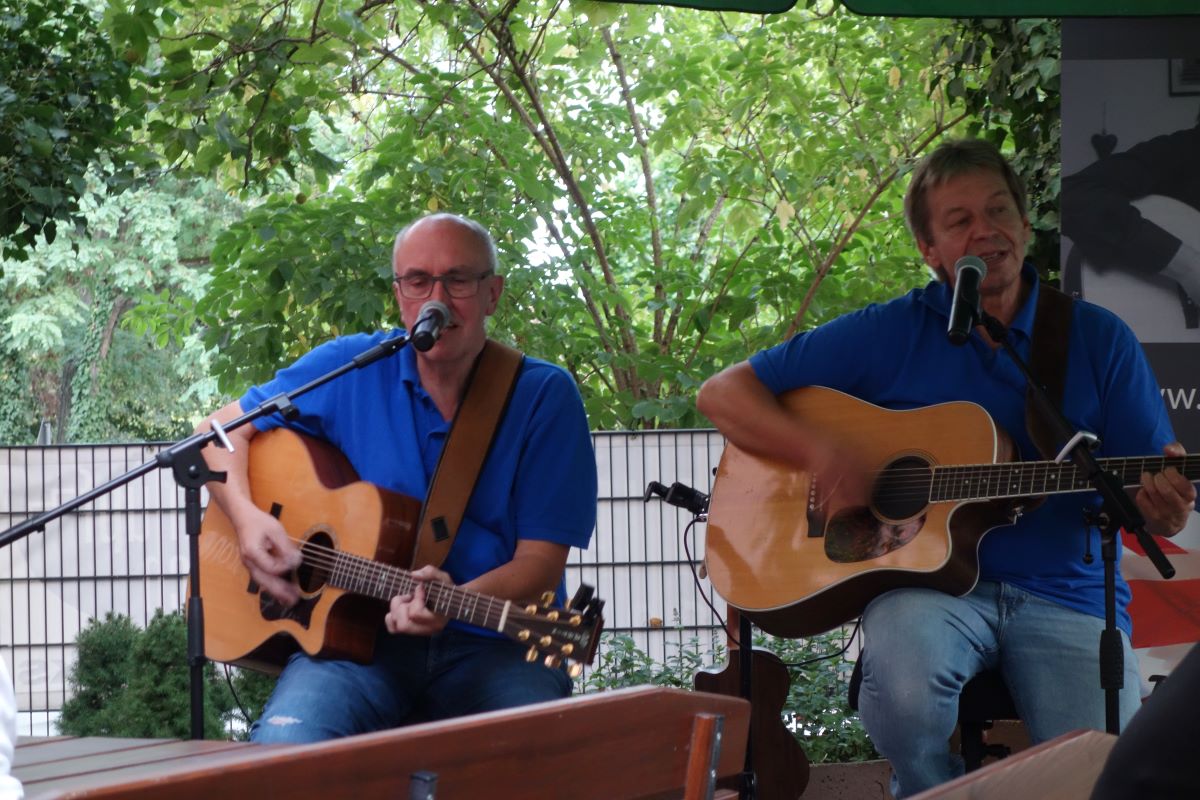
[280,536,517,626]
[265,537,589,663]
[788,454,1198,504]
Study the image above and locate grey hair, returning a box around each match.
[392,212,499,274]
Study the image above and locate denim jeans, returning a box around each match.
[249,627,572,744]
[858,581,1140,799]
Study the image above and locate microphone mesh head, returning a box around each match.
[418,300,450,320]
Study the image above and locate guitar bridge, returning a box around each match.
[807,476,826,538]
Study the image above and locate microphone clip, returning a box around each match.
[644,480,709,517]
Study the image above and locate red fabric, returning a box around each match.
[1127,578,1200,648]
[1122,532,1187,557]
[1123,531,1200,649]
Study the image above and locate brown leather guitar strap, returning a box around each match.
[410,339,524,569]
[1025,281,1074,459]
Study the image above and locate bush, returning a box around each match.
[59,610,235,738]
[579,627,878,764]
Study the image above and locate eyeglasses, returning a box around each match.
[393,271,493,300]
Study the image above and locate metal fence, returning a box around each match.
[0,430,730,736]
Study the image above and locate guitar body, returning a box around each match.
[695,645,809,800]
[197,429,422,673]
[705,386,1023,637]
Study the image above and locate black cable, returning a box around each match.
[681,515,744,651]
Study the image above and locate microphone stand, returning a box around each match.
[974,309,1174,734]
[0,332,413,740]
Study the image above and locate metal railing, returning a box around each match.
[0,430,730,735]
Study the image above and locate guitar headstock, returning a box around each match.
[505,584,605,677]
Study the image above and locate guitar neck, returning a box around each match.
[312,549,519,632]
[931,454,1200,503]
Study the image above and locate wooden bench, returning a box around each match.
[16,686,750,800]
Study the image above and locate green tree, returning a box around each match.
[6,3,1062,433]
[142,0,977,428]
[0,0,141,259]
[0,176,238,443]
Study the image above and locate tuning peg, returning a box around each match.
[546,610,559,621]
[568,663,584,679]
[517,629,530,641]
[540,590,556,605]
[525,603,538,614]
[539,635,552,648]
[525,647,538,663]
[559,644,574,657]
[543,655,561,669]
[569,614,582,626]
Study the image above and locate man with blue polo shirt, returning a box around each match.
[698,139,1197,798]
[199,212,597,743]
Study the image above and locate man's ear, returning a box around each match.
[916,238,949,282]
[484,274,504,316]
[917,237,938,268]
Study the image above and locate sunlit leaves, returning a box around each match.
[163,1,1027,429]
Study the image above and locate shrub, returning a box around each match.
[58,610,235,738]
[580,626,878,763]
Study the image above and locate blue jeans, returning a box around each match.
[249,627,573,743]
[858,581,1140,799]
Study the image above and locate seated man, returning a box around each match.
[698,139,1196,798]
[200,213,598,742]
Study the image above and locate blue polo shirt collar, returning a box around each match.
[397,332,422,388]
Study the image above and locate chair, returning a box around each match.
[848,655,1020,772]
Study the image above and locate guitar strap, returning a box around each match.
[1025,281,1074,459]
[410,339,525,569]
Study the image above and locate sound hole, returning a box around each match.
[297,531,334,594]
[873,455,933,521]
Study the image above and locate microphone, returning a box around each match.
[947,256,987,346]
[410,300,450,352]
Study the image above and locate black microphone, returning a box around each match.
[410,300,450,352]
[947,256,987,346]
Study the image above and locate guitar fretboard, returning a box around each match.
[930,455,1200,503]
[307,546,517,633]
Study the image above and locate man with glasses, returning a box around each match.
[199,213,598,743]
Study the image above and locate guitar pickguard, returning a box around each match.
[248,577,318,628]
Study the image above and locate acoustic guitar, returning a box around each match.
[197,428,605,675]
[704,386,1199,638]
[693,607,810,800]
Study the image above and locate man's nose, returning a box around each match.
[968,215,1000,240]
[430,277,454,301]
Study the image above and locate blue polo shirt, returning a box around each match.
[240,332,598,620]
[749,263,1174,634]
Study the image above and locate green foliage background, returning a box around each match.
[582,629,876,763]
[0,0,141,257]
[59,611,234,739]
[0,2,1059,439]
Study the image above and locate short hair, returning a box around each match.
[904,138,1027,245]
[392,212,499,274]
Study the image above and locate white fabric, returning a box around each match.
[0,659,23,799]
